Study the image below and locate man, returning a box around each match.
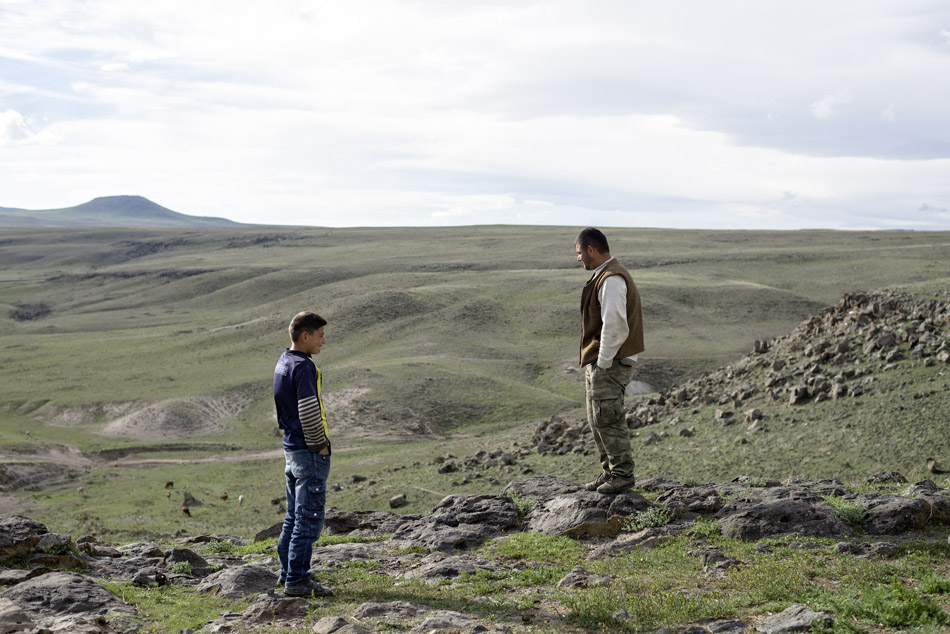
[273,311,333,597]
[575,228,645,494]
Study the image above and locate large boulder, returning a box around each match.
[324,508,419,537]
[431,494,519,530]
[714,487,852,541]
[387,493,522,551]
[1,571,130,617]
[196,564,278,598]
[654,485,723,513]
[0,516,49,555]
[503,476,583,501]
[524,489,651,538]
[850,488,950,534]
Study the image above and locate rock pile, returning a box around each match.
[623,290,950,429]
[531,415,592,456]
[1,471,948,633]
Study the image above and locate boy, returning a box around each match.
[273,311,333,597]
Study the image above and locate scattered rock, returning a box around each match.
[755,604,832,633]
[556,565,611,588]
[587,528,674,559]
[413,610,484,632]
[355,601,430,619]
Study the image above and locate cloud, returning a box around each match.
[811,93,852,121]
[0,109,56,146]
[0,0,949,228]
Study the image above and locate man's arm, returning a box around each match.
[597,275,629,369]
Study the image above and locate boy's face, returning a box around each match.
[297,326,326,355]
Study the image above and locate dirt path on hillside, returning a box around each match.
[105,446,364,467]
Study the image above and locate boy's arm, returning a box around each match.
[297,395,329,453]
[295,364,329,453]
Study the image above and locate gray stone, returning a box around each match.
[312,616,372,634]
[865,471,907,485]
[0,571,131,617]
[389,494,408,509]
[405,555,501,581]
[413,610,484,632]
[556,565,611,589]
[311,542,390,567]
[432,494,519,529]
[240,593,309,623]
[655,486,722,513]
[785,479,848,497]
[390,519,499,553]
[196,564,278,598]
[714,487,852,541]
[755,604,832,633]
[254,522,283,542]
[0,516,50,561]
[525,489,651,538]
[502,476,583,500]
[587,528,673,560]
[118,542,165,558]
[852,494,937,534]
[324,508,419,537]
[354,601,430,619]
[0,597,34,633]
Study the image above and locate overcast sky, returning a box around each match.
[2,1,949,229]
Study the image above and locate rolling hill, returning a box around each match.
[0,195,242,228]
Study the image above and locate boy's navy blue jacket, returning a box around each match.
[274,349,330,453]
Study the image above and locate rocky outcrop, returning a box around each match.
[618,290,950,433]
[1,470,949,633]
[714,487,853,541]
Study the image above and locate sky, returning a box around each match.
[1,1,949,229]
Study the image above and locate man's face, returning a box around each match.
[576,243,596,270]
[299,326,326,355]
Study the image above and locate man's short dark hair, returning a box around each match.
[289,311,327,342]
[575,228,609,254]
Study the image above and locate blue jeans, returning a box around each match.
[276,450,331,586]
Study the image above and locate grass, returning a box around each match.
[2,226,950,631]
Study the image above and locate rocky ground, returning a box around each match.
[2,472,949,634]
[533,289,950,458]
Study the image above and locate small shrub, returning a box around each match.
[9,302,51,322]
[506,491,536,518]
[623,507,672,533]
[919,574,950,594]
[171,561,192,574]
[200,540,235,554]
[690,516,722,537]
[823,496,867,529]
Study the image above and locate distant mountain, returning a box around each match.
[0,195,242,228]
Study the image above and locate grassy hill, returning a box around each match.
[1,225,950,537]
[0,195,241,228]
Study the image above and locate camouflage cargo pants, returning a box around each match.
[585,360,636,478]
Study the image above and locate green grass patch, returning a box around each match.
[101,583,253,634]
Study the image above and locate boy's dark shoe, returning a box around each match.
[584,472,611,492]
[277,573,318,589]
[597,473,635,494]
[284,578,333,598]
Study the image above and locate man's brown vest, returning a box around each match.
[580,258,645,367]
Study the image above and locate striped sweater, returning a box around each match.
[273,349,330,453]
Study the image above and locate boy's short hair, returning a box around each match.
[575,227,610,254]
[288,311,327,342]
